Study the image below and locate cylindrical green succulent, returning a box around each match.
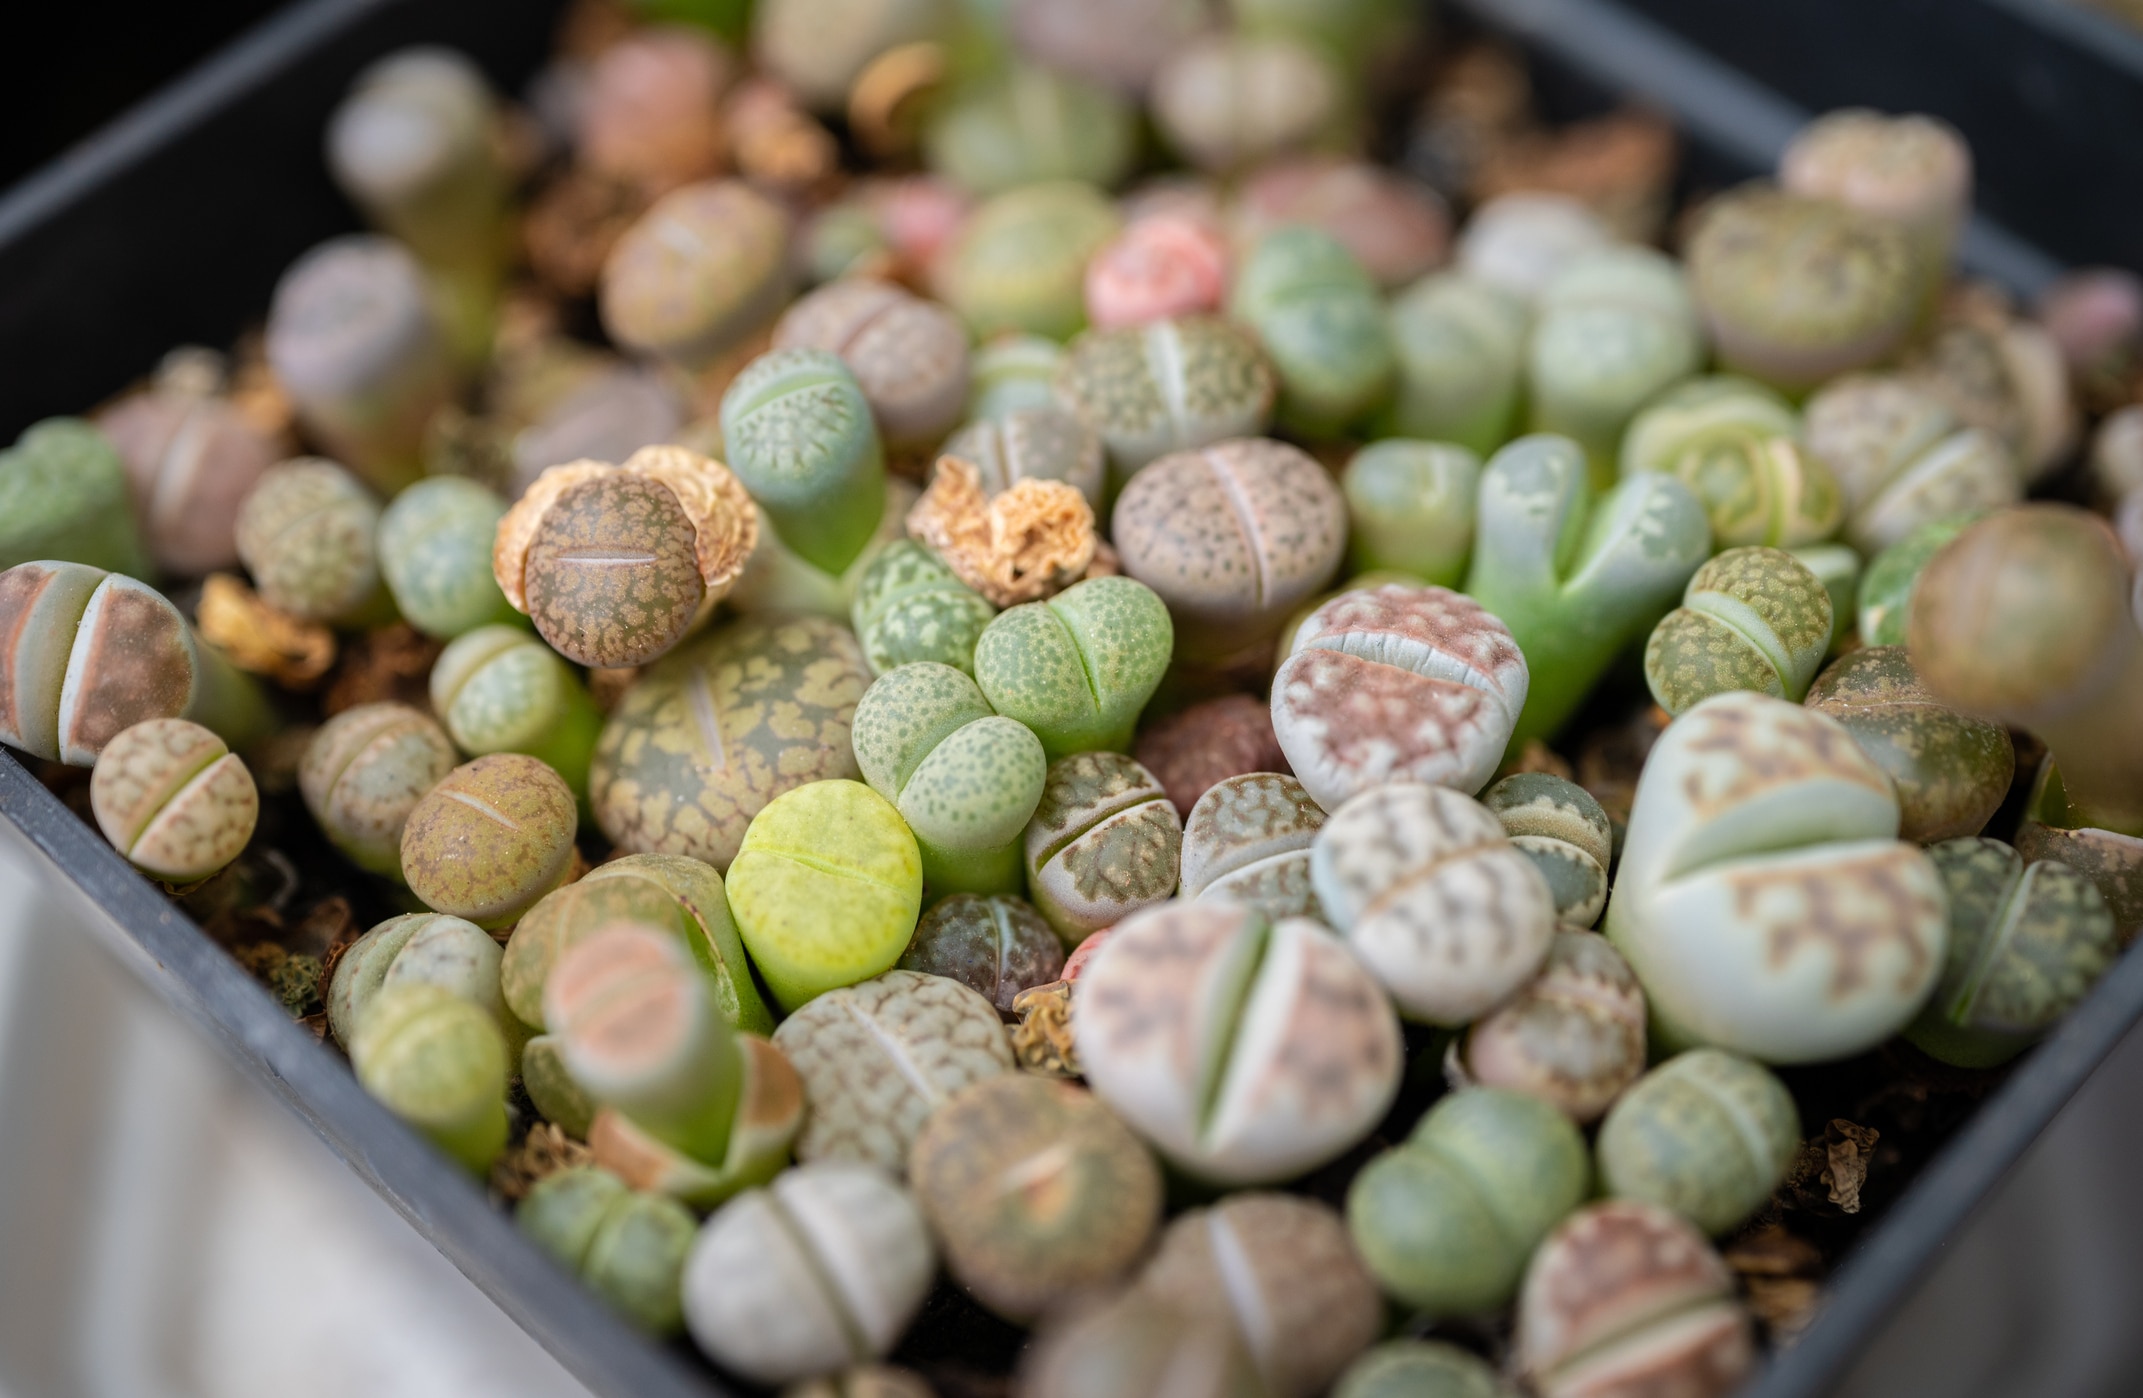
[1180,772,1327,923]
[1805,646,2014,843]
[1527,247,1703,483]
[1151,32,1344,174]
[1386,273,1529,455]
[518,1165,698,1334]
[1857,511,1982,647]
[1053,316,1276,485]
[771,279,972,451]
[940,181,1121,341]
[942,406,1107,508]
[1334,1341,1510,1398]
[924,64,1137,197]
[585,1033,805,1206]
[400,753,580,929]
[350,981,509,1173]
[1228,227,1395,435]
[1803,374,2020,555]
[599,180,793,371]
[897,892,1064,1012]
[1595,1049,1799,1235]
[972,575,1173,758]
[299,702,459,879]
[720,348,888,577]
[1483,774,1615,927]
[328,911,507,1050]
[1340,439,1479,586]
[0,419,151,576]
[1023,751,1182,943]
[88,718,258,884]
[1644,546,1834,714]
[376,475,521,638]
[235,458,391,624]
[850,540,997,676]
[966,333,1065,422]
[1461,929,1647,1122]
[430,625,601,800]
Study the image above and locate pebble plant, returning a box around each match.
[1780,108,1972,301]
[400,753,580,930]
[1340,438,1480,585]
[1022,751,1183,943]
[772,278,972,450]
[1179,772,1328,922]
[1233,157,1451,291]
[972,576,1173,758]
[1083,212,1230,331]
[721,348,888,577]
[1802,374,2020,553]
[1053,316,1277,483]
[966,333,1066,422]
[518,1165,698,1334]
[1228,227,1395,434]
[896,893,1065,1013]
[1481,773,1616,927]
[941,406,1108,507]
[1387,273,1530,454]
[1526,246,1704,479]
[1335,1342,1511,1398]
[430,625,602,800]
[923,64,1138,198]
[234,458,389,624]
[598,180,792,371]
[1644,546,1834,714]
[0,419,150,576]
[96,362,276,576]
[1151,32,1343,173]
[1460,929,1648,1121]
[849,540,997,676]
[375,475,521,638]
[1804,646,2014,843]
[88,718,257,884]
[299,703,459,879]
[1619,375,1846,549]
[1455,192,1612,303]
[327,911,507,1049]
[940,181,1121,341]
[1595,1049,1800,1235]
[350,981,510,1173]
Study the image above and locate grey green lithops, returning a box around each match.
[88,718,257,883]
[721,348,888,576]
[518,1165,697,1334]
[972,576,1172,759]
[235,458,388,623]
[1483,773,1615,927]
[941,406,1107,508]
[0,418,150,575]
[376,475,520,638]
[1805,646,2013,843]
[300,702,459,878]
[1228,227,1395,434]
[1791,541,1861,654]
[1527,247,1703,480]
[1857,511,1981,647]
[1334,1341,1510,1398]
[1341,439,1480,586]
[1179,772,1326,922]
[924,64,1137,197]
[1803,374,2020,554]
[1461,930,1647,1122]
[1053,317,1276,482]
[941,181,1121,341]
[899,893,1065,1014]
[599,180,793,371]
[850,540,997,676]
[1023,751,1183,943]
[351,981,509,1173]
[400,753,579,929]
[1387,273,1529,456]
[328,911,506,1049]
[1151,32,1343,173]
[1644,546,1834,714]
[1596,1049,1800,1235]
[966,333,1065,422]
[430,625,601,799]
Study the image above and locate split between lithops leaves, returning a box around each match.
[431,625,601,799]
[400,753,580,930]
[1527,246,1703,484]
[1483,773,1615,926]
[1053,315,1275,486]
[1459,929,1646,1122]
[585,1032,805,1207]
[329,911,507,1050]
[89,718,257,884]
[1387,273,1529,456]
[897,893,1064,1013]
[0,419,150,577]
[1022,751,1183,944]
[972,575,1173,759]
[1644,546,1834,715]
[599,179,793,371]
[941,406,1108,508]
[351,981,510,1173]
[720,348,888,577]
[1805,646,2014,844]
[1596,1049,1799,1235]
[518,1165,697,1334]
[1802,374,2020,555]
[299,702,459,879]
[1180,772,1327,923]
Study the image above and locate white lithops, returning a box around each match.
[1179,772,1328,922]
[1603,690,1950,1063]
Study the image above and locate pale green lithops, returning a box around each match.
[89,718,257,883]
[1906,838,2120,1068]
[0,418,150,575]
[1074,901,1403,1185]
[1482,774,1615,927]
[1527,246,1703,478]
[941,406,1107,508]
[1272,583,1530,807]
[1180,773,1326,923]
[1459,930,1648,1122]
[328,912,505,1049]
[924,63,1137,197]
[1341,439,1480,586]
[1387,273,1529,456]
[1229,227,1395,434]
[350,982,509,1173]
[1465,434,1710,745]
[1312,782,1556,1024]
[972,576,1173,759]
[1345,1088,1590,1315]
[1604,690,1949,1063]
[772,278,972,450]
[772,969,1014,1172]
[1335,1341,1511,1398]
[400,753,580,929]
[852,662,1048,895]
[725,478,919,621]
[234,458,388,623]
[430,625,602,799]
[1455,192,1613,304]
[376,475,520,638]
[1022,751,1183,943]
[1857,511,1981,647]
[967,333,1065,422]
[1618,376,1845,549]
[1644,546,1834,714]
[1595,1049,1800,1235]
[1805,646,2014,843]
[599,180,793,371]
[518,1165,697,1335]
[850,540,996,676]
[681,1164,936,1386]
[299,702,458,878]
[1053,317,1276,482]
[940,181,1121,341]
[721,348,888,577]
[1802,374,2020,554]
[897,893,1065,1013]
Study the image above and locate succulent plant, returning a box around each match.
[509,363,690,500]
[897,892,1065,1012]
[681,1163,937,1384]
[1856,511,1981,647]
[1006,0,1210,93]
[1514,1201,1754,1398]
[1595,1049,1799,1235]
[1460,929,1646,1121]
[849,541,996,677]
[1619,376,1845,548]
[0,561,272,766]
[328,911,506,1049]
[586,1030,805,1206]
[942,406,1107,508]
[518,1164,697,1334]
[1805,646,2014,843]
[721,348,889,576]
[0,419,150,576]
[1345,1088,1591,1315]
[726,478,920,620]
[235,458,389,624]
[1340,439,1479,586]
[1466,434,1710,745]
[1780,108,1971,302]
[1022,751,1183,943]
[599,180,793,371]
[1228,228,1395,434]
[1019,1290,1265,1398]
[924,64,1136,197]
[1074,901,1402,1184]
[350,981,510,1173]
[1906,838,2120,1067]
[753,0,950,110]
[2091,404,2143,504]
[430,625,600,799]
[572,25,729,196]
[1643,546,1834,714]
[96,363,277,576]
[1904,292,2076,484]
[939,181,1121,341]
[1801,374,2020,555]
[1132,692,1290,816]
[88,718,257,883]
[972,575,1173,759]
[1083,212,1231,331]
[909,1074,1161,1321]
[1526,247,1702,480]
[400,753,580,929]
[1482,774,1615,926]
[966,333,1067,421]
[1272,582,1530,807]
[1053,316,1276,484]
[1454,192,1613,304]
[1151,33,1344,174]
[2015,760,2143,948]
[1385,273,1529,456]
[1179,772,1326,923]
[1790,541,1861,655]
[1233,156,1451,291]
[1604,690,1948,1063]
[772,279,972,450]
[376,476,521,638]
[1334,1341,1511,1398]
[299,702,459,878]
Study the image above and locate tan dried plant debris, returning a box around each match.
[907,456,1097,607]
[1011,980,1080,1079]
[491,1122,596,1202]
[1823,1119,1880,1213]
[196,573,337,690]
[322,624,442,716]
[727,77,840,191]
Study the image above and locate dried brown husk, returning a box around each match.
[906,456,1097,607]
[196,573,338,690]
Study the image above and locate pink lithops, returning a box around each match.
[1084,213,1231,330]
[773,278,972,448]
[90,718,258,882]
[1232,157,1451,290]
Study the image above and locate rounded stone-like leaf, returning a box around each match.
[1856,511,1981,648]
[523,472,707,669]
[1341,439,1480,587]
[90,717,257,882]
[924,64,1137,199]
[1461,930,1646,1122]
[400,753,579,929]
[973,575,1173,759]
[940,181,1121,342]
[1596,1049,1800,1235]
[943,406,1107,508]
[599,180,792,370]
[350,982,510,1173]
[1388,273,1528,456]
[898,893,1065,1013]
[721,348,888,577]
[1644,546,1833,715]
[1151,33,1342,174]
[0,417,149,576]
[1483,774,1613,927]
[1527,247,1702,471]
[1023,751,1182,943]
[376,475,519,638]
[1805,646,2013,843]
[235,458,383,622]
[299,702,457,878]
[1334,1341,1510,1398]
[851,540,997,676]
[1229,227,1395,434]
[329,911,504,1049]
[1180,772,1326,922]
[773,278,971,448]
[1053,316,1276,481]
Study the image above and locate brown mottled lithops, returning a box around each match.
[773,278,971,448]
[1133,694,1289,817]
[89,718,257,883]
[1805,646,2014,843]
[1482,773,1614,927]
[298,702,458,878]
[400,753,579,929]
[599,180,793,371]
[1595,1049,1799,1236]
[1022,751,1183,944]
[897,893,1065,1013]
[1179,772,1326,922]
[1459,930,1646,1122]
[1053,316,1276,483]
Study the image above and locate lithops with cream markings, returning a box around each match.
[590,613,871,871]
[1180,772,1326,923]
[1604,690,1949,1063]
[328,911,506,1049]
[299,702,458,879]
[517,1164,698,1334]
[773,278,971,449]
[924,63,1137,198]
[1466,434,1710,746]
[909,1074,1162,1322]
[722,349,888,577]
[1112,438,1347,665]
[972,576,1173,759]
[898,893,1065,1012]
[941,406,1107,508]
[1228,227,1395,435]
[1595,1049,1800,1235]
[1644,546,1834,715]
[1459,930,1647,1122]
[1455,192,1613,305]
[1272,583,1530,808]
[1514,1201,1755,1398]
[1388,273,1529,456]
[0,418,150,576]
[1482,774,1614,926]
[1340,439,1479,587]
[1802,374,2019,555]
[1805,646,2013,844]
[850,540,997,676]
[1618,376,1844,549]
[598,180,793,371]
[1023,751,1182,944]
[1073,901,1403,1184]
[1084,211,1231,331]
[376,475,521,639]
[351,981,510,1173]
[1053,316,1276,484]
[431,625,602,798]
[1781,108,1971,300]
[1346,1088,1591,1316]
[89,718,257,883]
[1905,293,2077,485]
[939,181,1122,341]
[235,458,387,623]
[400,753,579,930]
[1151,33,1344,174]
[1857,511,1981,647]
[96,365,277,576]
[1906,838,2120,1068]
[1526,247,1703,480]
[682,1163,936,1385]
[1334,1341,1511,1398]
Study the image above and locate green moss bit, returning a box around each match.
[1644,546,1832,715]
[850,540,997,676]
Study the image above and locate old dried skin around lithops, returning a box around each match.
[599,180,793,371]
[1053,316,1276,483]
[351,981,510,1173]
[300,702,459,878]
[1388,273,1529,456]
[97,372,276,577]
[1483,773,1614,926]
[431,625,601,798]
[925,63,1137,198]
[1461,929,1646,1121]
[400,753,579,929]
[376,475,520,638]
[1152,32,1343,174]
[1334,1341,1510,1398]
[1340,439,1479,586]
[1180,772,1326,922]
[1073,901,1402,1185]
[1228,227,1395,434]
[1644,546,1833,714]
[773,278,971,448]
[89,718,257,882]
[234,458,386,623]
[1312,782,1556,1024]
[1023,751,1182,944]
[721,348,888,577]
[972,575,1173,759]
[940,181,1121,342]
[329,911,505,1051]
[898,893,1065,1013]
[941,406,1108,508]
[1805,646,2013,843]
[0,418,150,576]
[1526,247,1703,479]
[850,540,996,676]
[518,1165,697,1334]
[1802,374,2019,555]
[1596,1049,1799,1235]
[902,458,1096,609]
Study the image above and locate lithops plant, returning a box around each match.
[510,364,689,499]
[1905,292,2077,484]
[234,458,387,624]
[897,893,1064,1012]
[1527,247,1703,478]
[350,981,510,1173]
[773,968,1014,1171]
[1022,751,1182,943]
[1466,434,1710,745]
[0,561,272,766]
[754,0,949,110]
[1151,33,1344,174]
[1271,583,1530,807]
[590,613,871,870]
[1595,1049,1800,1235]
[1906,838,2120,1067]
[1791,541,1861,654]
[430,625,602,798]
[1801,374,2019,555]
[96,363,277,576]
[1604,690,1949,1063]
[1137,1193,1384,1398]
[1514,1202,1754,1398]
[1053,316,1276,483]
[1228,227,1395,434]
[88,718,257,884]
[1232,157,1451,292]
[721,348,888,577]
[1312,782,1556,1024]
[1482,774,1615,926]
[850,541,996,676]
[1644,546,1834,714]
[681,1163,936,1385]
[910,1074,1161,1321]
[329,911,505,1051]
[1074,901,1403,1184]
[1019,1290,1265,1398]
[518,1165,697,1334]
[0,419,150,576]
[924,64,1137,198]
[299,702,458,879]
[1857,511,1981,647]
[1386,273,1530,456]
[599,180,793,371]
[587,1032,804,1207]
[400,753,580,930]
[772,279,971,450]
[376,475,521,638]
[1455,192,1613,304]
[941,407,1107,508]
[1180,773,1326,922]
[2015,763,2143,949]
[1781,108,1971,300]
[1805,646,2014,843]
[939,181,1121,341]
[1133,692,1290,817]
[1460,930,1647,1122]
[972,576,1173,759]
[967,333,1066,421]
[1084,212,1231,331]
[572,25,729,196]
[1334,1341,1511,1398]
[1340,439,1479,586]
[1345,1088,1591,1315]
[726,477,920,620]
[1112,438,1347,665]
[1618,377,1844,549]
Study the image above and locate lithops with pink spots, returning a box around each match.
[89,718,257,882]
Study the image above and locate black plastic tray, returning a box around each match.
[1,1,2138,1395]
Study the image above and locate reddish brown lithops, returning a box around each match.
[90,718,258,882]
[1132,693,1289,815]
[773,278,971,448]
[1459,929,1647,1122]
[400,753,580,929]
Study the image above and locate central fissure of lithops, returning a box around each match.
[1032,787,1169,868]
[839,997,941,1103]
[442,787,522,832]
[1547,1289,1739,1383]
[761,1188,874,1362]
[1682,589,1796,684]
[1951,869,2034,1023]
[1206,1210,1276,1367]
[1304,630,1506,703]
[1203,451,1271,610]
[1144,320,1191,441]
[554,549,661,566]
[1194,918,1271,1137]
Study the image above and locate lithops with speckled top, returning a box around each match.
[897,893,1064,1013]
[925,63,1137,198]
[517,1165,697,1335]
[1113,438,1347,665]
[1527,247,1703,479]
[1618,377,1844,549]
[1460,930,1646,1122]
[1802,374,2019,554]
[853,662,1048,895]
[1053,316,1276,483]
[1781,109,1971,299]
[234,458,388,623]
[431,625,601,799]
[1388,273,1529,456]
[1605,690,1948,1063]
[376,475,521,638]
[351,981,510,1173]
[328,911,506,1049]
[1595,1049,1798,1235]
[1466,435,1710,746]
[972,576,1173,759]
[1151,33,1344,174]
[1272,583,1530,808]
[1312,782,1556,1024]
[940,182,1121,342]
[400,753,579,930]
[0,417,149,575]
[1905,293,2077,485]
[1341,439,1480,586]
[97,367,276,576]
[773,279,971,450]
[1074,901,1402,1184]
[89,718,257,883]
[1482,774,1615,926]
[300,702,458,879]
[1229,228,1394,435]
[590,613,870,871]
[1644,547,1833,714]
[1907,838,2120,1067]
[720,349,888,579]
[849,541,996,676]
[1805,646,2013,843]
[599,180,792,372]
[941,407,1107,508]
[1022,751,1182,943]
[1335,1341,1511,1398]
[1179,773,1326,922]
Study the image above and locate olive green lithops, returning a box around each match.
[972,575,1173,759]
[850,540,996,676]
[0,418,149,575]
[1179,772,1326,922]
[430,625,601,798]
[1805,646,2013,843]
[1345,1088,1590,1315]
[1334,1341,1510,1398]
[941,406,1107,508]
[376,475,521,638]
[299,702,459,878]
[1907,838,2120,1067]
[599,180,793,371]
[1802,374,2020,554]
[1618,376,1845,548]
[897,892,1065,1012]
[328,911,506,1049]
[1460,929,1647,1122]
[400,753,579,929]
[1387,273,1529,456]
[89,718,257,883]
[518,1165,697,1334]
[1857,511,1981,647]
[1340,439,1480,586]
[1022,751,1183,943]
[1527,246,1703,479]
[772,278,972,450]
[350,981,509,1173]
[1644,546,1833,714]
[910,1074,1161,1321]
[924,63,1137,197]
[940,181,1121,341]
[234,458,388,623]
[721,348,888,577]
[1596,1049,1799,1235]
[1228,227,1395,434]
[1053,317,1276,482]
[1482,774,1615,926]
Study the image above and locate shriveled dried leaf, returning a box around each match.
[619,443,759,596]
[727,77,840,191]
[491,1122,595,1201]
[1824,1119,1880,1213]
[907,456,1096,607]
[1011,980,1079,1079]
[196,573,337,689]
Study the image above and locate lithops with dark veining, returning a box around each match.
[1595,1049,1799,1235]
[400,753,579,929]
[1179,772,1326,922]
[721,348,888,577]
[773,279,971,449]
[1053,316,1276,482]
[1151,32,1343,174]
[1334,1341,1511,1398]
[329,911,506,1050]
[431,625,602,798]
[1618,376,1843,549]
[898,893,1065,1013]
[972,576,1173,759]
[1388,273,1529,456]
[0,418,150,576]
[941,406,1107,508]
[1022,751,1182,944]
[300,702,458,878]
[1460,930,1646,1122]
[1132,693,1289,817]
[1341,439,1479,587]
[1228,227,1395,434]
[517,1164,697,1334]
[89,718,257,883]
[1526,247,1703,478]
[350,981,510,1173]
[1802,374,2019,555]
[599,180,793,371]
[235,458,386,623]
[1482,774,1615,926]
[939,181,1121,342]
[376,475,521,638]
[1644,546,1833,715]
[96,368,276,576]
[1805,646,2013,843]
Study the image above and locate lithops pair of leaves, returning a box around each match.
[941,405,1108,508]
[898,893,1065,1013]
[850,540,998,677]
[97,365,277,577]
[1458,929,1646,1121]
[1232,156,1452,292]
[1644,546,1835,715]
[1483,774,1616,926]
[772,278,970,450]
[1595,1049,1799,1235]
[1053,316,1275,483]
[350,981,511,1173]
[235,457,391,624]
[376,475,521,638]
[300,703,459,880]
[1150,32,1346,174]
[1619,376,1844,549]
[1802,373,2020,554]
[431,625,602,799]
[0,418,151,577]
[939,181,1121,341]
[1023,751,1183,943]
[1388,273,1529,456]
[1341,439,1480,587]
[1526,247,1704,479]
[972,575,1173,759]
[599,180,793,371]
[88,718,258,884]
[518,1165,697,1334]
[924,64,1137,199]
[1456,192,1614,304]
[1805,646,2013,843]
[1904,292,2077,485]
[1228,228,1395,434]
[1780,108,1971,302]
[1180,772,1327,923]
[401,753,581,930]
[329,910,508,1051]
